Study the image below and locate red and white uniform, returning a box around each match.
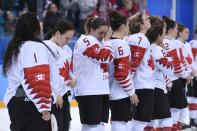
[191,40,197,62]
[73,35,114,96]
[127,33,155,90]
[163,39,187,80]
[191,40,197,73]
[4,41,52,113]
[108,38,135,100]
[44,40,73,99]
[174,39,192,75]
[150,44,174,93]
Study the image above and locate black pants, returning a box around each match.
[152,88,171,119]
[76,95,110,125]
[52,93,71,131]
[110,97,133,122]
[133,89,154,122]
[167,78,188,109]
[7,97,51,131]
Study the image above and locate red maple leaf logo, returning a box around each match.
[148,55,154,70]
[59,61,71,81]
[156,58,173,69]
[100,63,108,73]
[186,55,192,64]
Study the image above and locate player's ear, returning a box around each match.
[55,31,61,36]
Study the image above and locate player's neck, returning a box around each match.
[140,29,146,35]
[50,37,59,46]
[178,37,185,43]
[165,35,174,40]
[112,32,125,39]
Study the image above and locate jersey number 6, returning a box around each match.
[118,47,124,55]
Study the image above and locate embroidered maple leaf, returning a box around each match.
[156,58,173,69]
[185,55,192,64]
[100,63,108,73]
[148,55,154,70]
[59,61,71,81]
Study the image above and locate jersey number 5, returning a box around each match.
[83,38,90,46]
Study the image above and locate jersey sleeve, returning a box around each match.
[179,47,191,74]
[163,41,187,78]
[21,43,51,113]
[127,35,149,76]
[151,45,174,75]
[82,37,114,63]
[163,74,172,88]
[113,43,135,96]
[191,42,197,73]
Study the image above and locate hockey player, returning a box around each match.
[175,24,197,128]
[44,19,76,131]
[146,20,175,131]
[162,16,189,130]
[3,12,52,131]
[189,26,197,128]
[73,17,114,131]
[108,10,139,131]
[127,13,155,131]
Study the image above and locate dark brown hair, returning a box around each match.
[129,13,143,34]
[3,12,41,75]
[85,17,107,34]
[108,10,127,31]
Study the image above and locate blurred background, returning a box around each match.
[0,0,196,105]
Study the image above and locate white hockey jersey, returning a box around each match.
[44,40,73,99]
[150,44,174,93]
[108,38,135,100]
[4,41,52,113]
[190,40,197,71]
[127,32,155,90]
[73,35,114,96]
[174,39,192,75]
[163,39,187,81]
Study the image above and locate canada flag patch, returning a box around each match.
[35,74,45,81]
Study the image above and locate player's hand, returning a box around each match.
[42,111,51,121]
[190,67,196,77]
[186,75,192,85]
[67,78,77,88]
[167,81,173,91]
[130,93,139,106]
[56,95,63,108]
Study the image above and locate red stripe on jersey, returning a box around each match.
[114,56,131,81]
[39,104,50,109]
[122,84,132,88]
[59,60,71,82]
[188,103,197,110]
[192,48,197,59]
[36,98,51,104]
[24,64,51,108]
[156,58,173,69]
[129,45,146,73]
[100,63,108,73]
[119,79,130,85]
[83,44,113,62]
[125,88,132,92]
[179,48,185,63]
[185,55,192,64]
[168,49,182,67]
[148,55,154,70]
